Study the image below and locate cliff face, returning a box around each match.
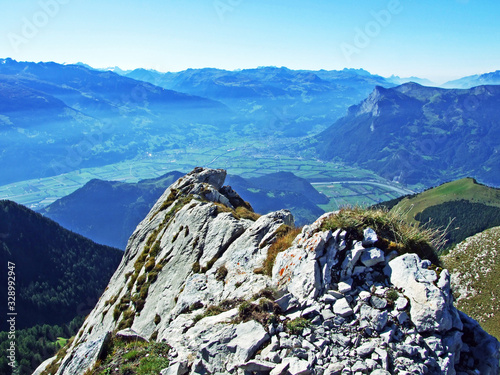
[38,168,500,375]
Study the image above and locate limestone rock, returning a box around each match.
[38,168,500,375]
[384,254,454,333]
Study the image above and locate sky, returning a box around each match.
[1,0,499,83]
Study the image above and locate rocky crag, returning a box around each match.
[36,168,500,375]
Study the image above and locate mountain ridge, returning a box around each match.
[37,168,500,375]
[313,83,500,188]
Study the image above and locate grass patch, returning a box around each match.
[193,298,244,323]
[214,202,261,221]
[215,265,228,281]
[321,206,444,265]
[87,335,170,375]
[263,225,302,276]
[286,317,310,335]
[442,226,500,339]
[236,299,278,326]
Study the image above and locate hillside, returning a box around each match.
[36,168,499,375]
[226,172,328,225]
[0,200,122,330]
[442,226,500,339]
[39,172,184,249]
[313,83,500,188]
[40,171,327,249]
[376,178,500,248]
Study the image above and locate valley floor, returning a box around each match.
[2,144,411,210]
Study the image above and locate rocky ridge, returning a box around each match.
[37,168,500,375]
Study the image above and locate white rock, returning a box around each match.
[160,361,188,375]
[227,320,270,364]
[270,362,290,375]
[395,297,408,311]
[358,291,372,301]
[283,357,313,375]
[363,228,378,246]
[356,341,377,357]
[338,280,353,294]
[333,298,354,317]
[360,247,385,267]
[384,254,454,333]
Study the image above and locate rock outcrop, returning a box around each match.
[37,168,500,375]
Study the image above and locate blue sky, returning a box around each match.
[1,0,499,83]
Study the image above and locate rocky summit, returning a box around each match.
[36,168,500,375]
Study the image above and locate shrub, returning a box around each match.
[386,288,399,302]
[236,300,275,326]
[215,265,228,281]
[192,261,200,273]
[144,257,156,272]
[287,317,310,335]
[158,189,178,212]
[154,314,161,325]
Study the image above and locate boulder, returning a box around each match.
[384,254,454,333]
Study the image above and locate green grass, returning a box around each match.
[442,226,500,340]
[55,337,69,348]
[392,178,500,224]
[314,182,409,212]
[86,336,170,375]
[286,317,310,335]
[263,225,302,276]
[0,142,395,211]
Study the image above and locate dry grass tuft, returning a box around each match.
[263,225,302,276]
[321,206,445,265]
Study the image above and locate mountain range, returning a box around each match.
[313,83,500,187]
[443,70,500,89]
[0,58,227,185]
[122,66,395,137]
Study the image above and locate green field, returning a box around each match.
[0,143,412,210]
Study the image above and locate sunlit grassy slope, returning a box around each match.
[442,226,500,339]
[392,178,500,224]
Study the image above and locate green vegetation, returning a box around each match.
[0,146,393,212]
[321,206,444,265]
[263,225,302,276]
[385,288,399,303]
[442,227,500,339]
[375,178,500,250]
[193,299,244,323]
[0,316,84,375]
[389,178,500,224]
[215,265,229,281]
[416,200,500,249]
[286,317,311,335]
[0,200,122,331]
[315,182,407,212]
[86,335,170,375]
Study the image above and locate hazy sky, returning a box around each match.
[1,0,499,83]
